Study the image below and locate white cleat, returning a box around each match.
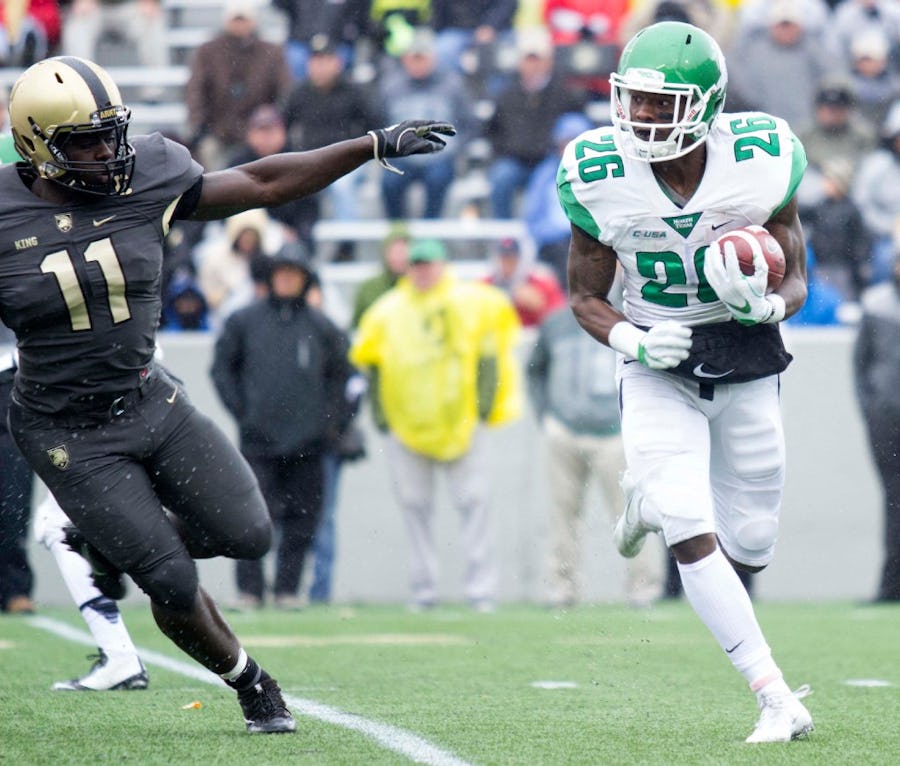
[613,470,654,558]
[745,684,814,743]
[52,649,149,691]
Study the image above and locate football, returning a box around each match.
[714,226,785,293]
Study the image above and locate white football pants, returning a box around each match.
[617,361,785,568]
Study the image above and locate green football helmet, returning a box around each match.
[610,21,727,162]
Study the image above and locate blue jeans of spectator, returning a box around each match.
[870,236,894,286]
[381,156,455,219]
[309,451,342,603]
[325,166,365,220]
[489,156,536,219]
[434,29,477,74]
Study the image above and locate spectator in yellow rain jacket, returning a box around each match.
[350,238,522,612]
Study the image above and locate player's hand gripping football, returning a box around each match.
[368,120,457,174]
[704,228,779,326]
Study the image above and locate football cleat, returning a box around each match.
[237,676,296,734]
[745,684,814,743]
[62,525,127,600]
[53,649,148,691]
[613,471,655,558]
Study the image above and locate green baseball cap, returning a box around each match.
[408,239,447,264]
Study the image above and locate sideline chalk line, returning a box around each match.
[29,615,476,766]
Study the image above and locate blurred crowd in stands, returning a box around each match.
[2,0,899,332]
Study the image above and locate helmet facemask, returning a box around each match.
[609,22,728,163]
[30,104,135,195]
[611,70,722,162]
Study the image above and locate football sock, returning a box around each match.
[80,596,141,661]
[51,534,104,607]
[677,548,781,687]
[221,649,266,691]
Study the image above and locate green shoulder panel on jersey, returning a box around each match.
[773,131,807,215]
[0,134,19,165]
[556,161,601,240]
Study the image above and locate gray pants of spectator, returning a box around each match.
[543,415,663,607]
[385,429,497,608]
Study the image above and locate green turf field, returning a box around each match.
[1,601,897,765]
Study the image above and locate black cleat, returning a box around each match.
[62,526,128,600]
[237,677,297,734]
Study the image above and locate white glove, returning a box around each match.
[703,234,784,325]
[608,320,693,370]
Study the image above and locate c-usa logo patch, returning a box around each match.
[47,444,70,470]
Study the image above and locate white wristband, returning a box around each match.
[764,294,786,324]
[607,322,647,360]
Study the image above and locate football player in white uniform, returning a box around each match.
[557,22,813,743]
[34,492,148,691]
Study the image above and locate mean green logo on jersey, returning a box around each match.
[662,213,702,238]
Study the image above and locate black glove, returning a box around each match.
[368,120,457,174]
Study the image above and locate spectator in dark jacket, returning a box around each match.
[185,1,293,170]
[799,157,872,300]
[282,34,382,223]
[228,103,320,251]
[485,27,586,219]
[854,238,900,602]
[430,0,518,74]
[271,0,369,80]
[210,243,358,610]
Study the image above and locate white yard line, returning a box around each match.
[29,616,476,766]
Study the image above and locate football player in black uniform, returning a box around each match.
[0,56,454,734]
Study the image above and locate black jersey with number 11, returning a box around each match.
[0,133,202,415]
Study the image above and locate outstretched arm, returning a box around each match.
[192,121,456,220]
[194,138,371,220]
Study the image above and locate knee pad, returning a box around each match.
[727,517,779,568]
[132,554,199,611]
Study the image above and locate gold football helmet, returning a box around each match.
[9,56,135,195]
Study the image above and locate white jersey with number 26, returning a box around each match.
[556,111,806,328]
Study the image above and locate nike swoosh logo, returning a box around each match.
[166,387,178,404]
[726,300,752,314]
[92,215,117,227]
[693,364,735,379]
[725,640,744,654]
[711,219,734,231]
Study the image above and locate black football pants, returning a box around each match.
[8,367,271,610]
